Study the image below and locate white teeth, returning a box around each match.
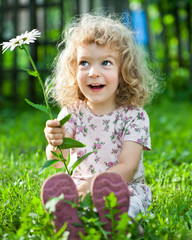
[90,83,104,86]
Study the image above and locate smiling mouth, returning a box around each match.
[89,84,105,90]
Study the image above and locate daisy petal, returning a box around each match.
[0,29,41,53]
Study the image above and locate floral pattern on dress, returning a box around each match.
[125,128,131,136]
[111,148,119,154]
[144,126,149,135]
[110,127,124,143]
[89,164,96,174]
[95,155,101,163]
[92,138,105,151]
[137,111,145,120]
[68,114,77,127]
[76,124,88,137]
[104,161,118,168]
[113,113,120,124]
[130,123,137,129]
[88,116,93,123]
[103,119,110,132]
[77,150,87,158]
[79,110,84,121]
[89,123,97,131]
[110,130,117,143]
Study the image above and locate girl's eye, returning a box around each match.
[102,61,111,66]
[79,61,88,66]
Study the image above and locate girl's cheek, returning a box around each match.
[76,72,81,81]
[77,71,86,81]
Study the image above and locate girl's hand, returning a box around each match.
[44,119,65,147]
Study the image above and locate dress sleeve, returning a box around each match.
[123,109,151,151]
[57,107,76,137]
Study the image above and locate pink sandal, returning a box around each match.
[41,173,84,239]
[92,172,130,232]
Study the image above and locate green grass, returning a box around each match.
[0,99,192,239]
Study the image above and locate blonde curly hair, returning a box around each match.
[47,12,158,108]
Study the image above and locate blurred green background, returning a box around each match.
[0,1,192,239]
[0,0,192,109]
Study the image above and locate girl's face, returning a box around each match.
[76,43,120,115]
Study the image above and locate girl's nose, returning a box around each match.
[88,66,101,78]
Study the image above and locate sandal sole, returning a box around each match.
[92,172,130,231]
[41,173,84,239]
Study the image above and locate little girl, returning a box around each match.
[41,12,157,239]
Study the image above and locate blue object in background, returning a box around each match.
[122,10,148,46]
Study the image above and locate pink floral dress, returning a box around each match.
[58,101,152,214]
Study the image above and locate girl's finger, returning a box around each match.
[48,139,63,147]
[46,119,60,127]
[47,133,64,140]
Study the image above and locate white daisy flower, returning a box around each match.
[1,29,41,53]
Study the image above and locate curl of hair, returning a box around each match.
[46,12,159,108]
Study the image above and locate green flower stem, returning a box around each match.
[23,45,71,175]
[22,45,53,120]
[60,155,70,175]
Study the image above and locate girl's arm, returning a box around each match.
[107,141,142,181]
[77,141,142,196]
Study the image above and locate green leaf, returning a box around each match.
[80,192,93,209]
[104,192,118,208]
[25,99,49,114]
[60,138,86,149]
[39,159,60,174]
[45,193,64,212]
[59,114,71,126]
[51,151,59,158]
[70,151,96,173]
[116,213,130,232]
[66,151,70,166]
